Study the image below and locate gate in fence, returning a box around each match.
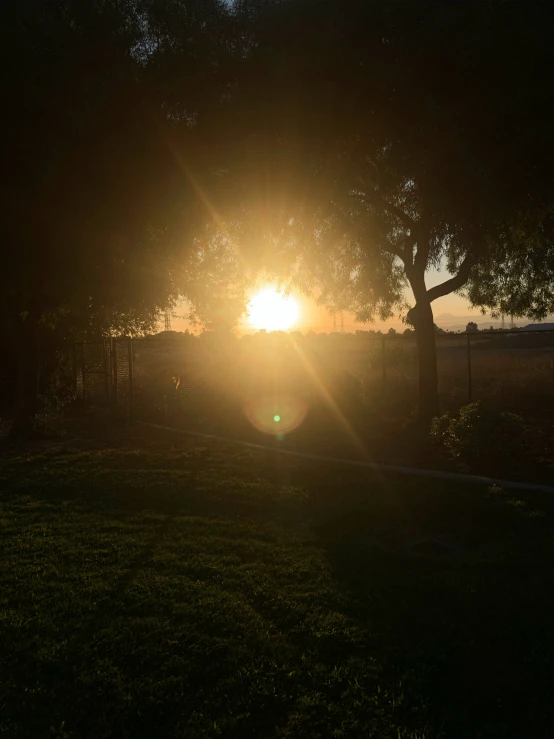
[74,338,134,415]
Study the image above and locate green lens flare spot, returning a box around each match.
[273,415,281,422]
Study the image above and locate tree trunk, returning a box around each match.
[11,313,40,440]
[412,300,439,420]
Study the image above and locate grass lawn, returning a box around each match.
[2,427,554,738]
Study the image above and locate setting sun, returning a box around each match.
[248,287,299,332]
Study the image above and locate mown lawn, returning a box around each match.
[1,433,554,738]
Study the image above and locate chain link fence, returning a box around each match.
[73,330,554,425]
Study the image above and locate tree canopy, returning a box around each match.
[3,0,235,431]
[3,0,233,340]
[220,0,554,301]
[4,0,554,425]
[209,0,554,414]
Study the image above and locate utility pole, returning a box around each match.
[340,313,344,334]
[164,312,172,332]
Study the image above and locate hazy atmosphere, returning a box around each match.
[3,2,554,738]
[170,276,549,335]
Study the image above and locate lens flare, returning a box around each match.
[244,395,308,436]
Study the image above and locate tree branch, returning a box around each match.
[369,197,416,264]
[426,254,474,303]
[345,200,415,265]
[397,231,417,267]
[376,197,430,268]
[413,216,432,273]
[389,246,407,261]
[377,196,416,229]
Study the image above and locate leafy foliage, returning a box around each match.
[221,1,554,304]
[3,0,237,430]
[466,210,554,321]
[213,0,554,415]
[3,0,235,340]
[5,0,554,424]
[431,402,526,467]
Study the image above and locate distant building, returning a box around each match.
[521,323,554,331]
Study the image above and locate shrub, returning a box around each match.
[431,401,526,466]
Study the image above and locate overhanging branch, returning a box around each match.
[342,200,416,265]
[426,254,474,303]
[377,197,416,229]
[372,197,418,265]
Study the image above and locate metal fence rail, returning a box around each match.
[74,330,554,420]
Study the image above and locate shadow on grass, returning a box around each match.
[2,443,554,738]
[309,468,554,738]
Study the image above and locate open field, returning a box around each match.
[76,331,554,424]
[2,425,554,738]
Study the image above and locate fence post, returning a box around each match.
[103,340,110,403]
[72,342,78,400]
[80,343,87,402]
[466,333,472,402]
[127,338,134,418]
[381,334,387,385]
[111,337,118,407]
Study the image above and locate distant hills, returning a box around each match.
[433,313,554,332]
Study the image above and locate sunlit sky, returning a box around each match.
[169,265,516,334]
[239,274,480,334]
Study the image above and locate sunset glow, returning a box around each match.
[248,287,299,331]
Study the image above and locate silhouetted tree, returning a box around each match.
[219,0,554,418]
[3,0,231,434]
[466,211,554,321]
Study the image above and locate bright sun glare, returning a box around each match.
[248,287,299,332]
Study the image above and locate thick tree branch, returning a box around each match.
[355,194,426,266]
[371,197,418,265]
[345,199,416,265]
[388,231,416,265]
[426,254,474,303]
[413,216,432,273]
[377,197,416,229]
[377,198,432,268]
